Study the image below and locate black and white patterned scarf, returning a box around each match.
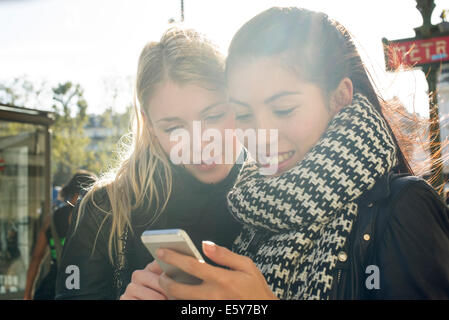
[227,93,397,300]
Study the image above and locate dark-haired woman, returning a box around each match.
[144,7,449,300]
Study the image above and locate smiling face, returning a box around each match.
[147,81,236,184]
[227,57,340,175]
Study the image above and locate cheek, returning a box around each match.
[281,124,308,147]
[153,131,174,157]
[281,113,329,150]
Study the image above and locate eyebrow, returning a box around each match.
[200,101,226,116]
[156,101,225,123]
[264,91,302,104]
[229,91,302,108]
[156,116,182,123]
[229,98,250,108]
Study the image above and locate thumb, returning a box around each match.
[202,241,254,273]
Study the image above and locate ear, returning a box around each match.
[329,77,353,114]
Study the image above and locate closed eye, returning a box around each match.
[235,113,253,122]
[273,106,297,117]
[164,125,183,133]
[204,112,226,122]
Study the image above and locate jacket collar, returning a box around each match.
[356,173,392,206]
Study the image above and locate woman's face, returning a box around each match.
[148,81,236,184]
[227,57,339,176]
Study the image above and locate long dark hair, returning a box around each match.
[226,7,413,174]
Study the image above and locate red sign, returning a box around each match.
[384,35,449,70]
[0,158,5,171]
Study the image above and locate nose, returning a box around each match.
[191,121,222,163]
[254,114,278,157]
[189,122,203,163]
[254,112,275,132]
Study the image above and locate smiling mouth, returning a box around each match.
[259,151,295,167]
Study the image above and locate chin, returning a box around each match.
[193,172,228,184]
[186,165,232,184]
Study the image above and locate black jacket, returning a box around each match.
[55,163,243,300]
[331,173,449,299]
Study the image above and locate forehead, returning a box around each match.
[227,57,306,101]
[147,81,226,121]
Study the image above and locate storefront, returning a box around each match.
[0,104,53,299]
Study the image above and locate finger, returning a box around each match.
[158,273,209,300]
[145,260,163,275]
[123,282,167,300]
[131,269,166,296]
[156,248,221,281]
[202,241,255,273]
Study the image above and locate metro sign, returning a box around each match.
[383,35,449,70]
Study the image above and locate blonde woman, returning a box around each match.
[55,28,243,300]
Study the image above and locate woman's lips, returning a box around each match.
[193,155,222,171]
[259,151,296,170]
[194,162,218,171]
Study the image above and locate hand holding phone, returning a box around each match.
[141,229,204,285]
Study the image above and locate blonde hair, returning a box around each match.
[75,27,225,263]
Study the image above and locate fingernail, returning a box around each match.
[156,249,165,258]
[202,241,216,253]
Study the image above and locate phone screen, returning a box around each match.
[141,229,203,285]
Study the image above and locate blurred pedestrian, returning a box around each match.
[23,170,97,300]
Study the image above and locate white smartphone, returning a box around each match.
[141,228,204,285]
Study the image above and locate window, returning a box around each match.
[0,111,51,299]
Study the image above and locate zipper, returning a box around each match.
[246,230,266,255]
[330,267,344,300]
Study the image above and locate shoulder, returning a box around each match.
[379,176,449,248]
[386,176,449,233]
[83,186,112,213]
[373,176,449,298]
[71,186,113,238]
[79,186,111,217]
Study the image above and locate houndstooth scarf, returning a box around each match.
[227,93,398,300]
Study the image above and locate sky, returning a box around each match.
[0,0,447,116]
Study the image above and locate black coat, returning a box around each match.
[55,163,243,300]
[331,173,449,299]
